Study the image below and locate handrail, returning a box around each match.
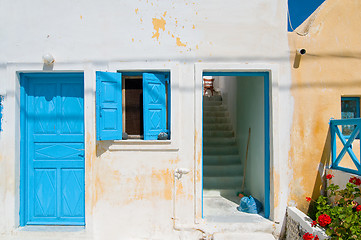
[330,118,361,176]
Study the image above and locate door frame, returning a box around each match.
[19,72,85,226]
[194,63,279,223]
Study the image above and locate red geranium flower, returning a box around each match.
[326,174,334,180]
[349,177,361,186]
[311,220,317,227]
[303,232,314,240]
[306,197,312,202]
[318,214,332,227]
[314,236,319,240]
[356,205,361,212]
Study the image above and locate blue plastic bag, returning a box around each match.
[237,195,263,214]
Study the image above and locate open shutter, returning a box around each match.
[143,73,167,140]
[96,71,122,140]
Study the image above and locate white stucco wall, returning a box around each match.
[0,0,293,239]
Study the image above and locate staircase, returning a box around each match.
[203,95,243,196]
[202,95,276,240]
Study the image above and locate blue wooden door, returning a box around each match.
[21,73,85,225]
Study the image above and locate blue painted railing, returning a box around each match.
[330,118,361,175]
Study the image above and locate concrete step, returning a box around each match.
[203,164,242,177]
[203,176,242,189]
[202,196,275,235]
[203,145,238,155]
[203,95,222,102]
[203,100,222,106]
[203,116,229,124]
[203,189,241,197]
[204,111,229,118]
[203,155,241,165]
[203,137,237,146]
[203,123,233,131]
[204,106,226,112]
[212,233,276,240]
[203,130,234,138]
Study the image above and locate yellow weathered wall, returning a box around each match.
[288,0,361,212]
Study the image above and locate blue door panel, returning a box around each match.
[61,169,84,217]
[60,83,84,134]
[32,83,58,134]
[33,169,57,218]
[21,73,85,226]
[34,143,84,161]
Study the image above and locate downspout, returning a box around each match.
[172,168,211,239]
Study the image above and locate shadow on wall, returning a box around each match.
[307,128,331,218]
[96,141,114,157]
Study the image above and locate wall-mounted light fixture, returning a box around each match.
[42,53,55,65]
[297,48,307,55]
[294,48,306,68]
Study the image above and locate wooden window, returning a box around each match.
[96,71,170,141]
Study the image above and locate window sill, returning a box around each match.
[16,226,85,232]
[108,139,179,151]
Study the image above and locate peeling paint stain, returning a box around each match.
[152,17,166,41]
[273,171,280,209]
[176,37,186,47]
[125,169,173,204]
[176,181,184,195]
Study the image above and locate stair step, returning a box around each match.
[204,106,226,112]
[203,101,222,106]
[203,176,243,189]
[203,117,229,124]
[203,95,222,102]
[203,155,241,165]
[203,137,237,145]
[204,111,229,117]
[203,123,233,131]
[213,233,276,240]
[203,164,242,177]
[203,189,241,197]
[203,146,238,155]
[203,130,234,138]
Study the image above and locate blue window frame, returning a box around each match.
[0,95,3,131]
[341,97,360,137]
[96,71,170,141]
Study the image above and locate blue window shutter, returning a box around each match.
[143,73,167,140]
[96,71,122,140]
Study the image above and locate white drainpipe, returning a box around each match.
[172,168,211,240]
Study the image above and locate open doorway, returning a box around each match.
[202,72,270,220]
